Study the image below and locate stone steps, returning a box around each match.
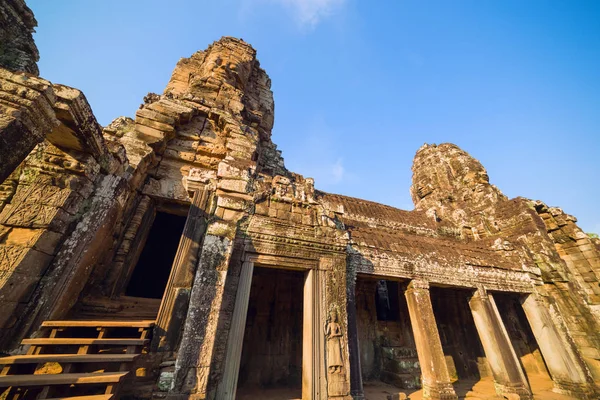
[382,356,421,375]
[380,371,422,390]
[0,319,154,400]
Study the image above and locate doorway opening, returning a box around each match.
[493,292,552,394]
[356,277,421,398]
[125,212,186,299]
[430,287,489,396]
[237,267,304,399]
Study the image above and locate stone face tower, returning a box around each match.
[0,2,600,400]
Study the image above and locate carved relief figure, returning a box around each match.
[325,309,344,374]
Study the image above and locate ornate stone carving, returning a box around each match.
[325,307,349,397]
[325,308,344,375]
[1,7,599,398]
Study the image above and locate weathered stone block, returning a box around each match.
[218,179,247,194]
[136,107,176,126]
[0,301,21,328]
[302,213,314,226]
[12,184,82,215]
[268,206,278,218]
[0,270,42,302]
[217,196,247,211]
[276,209,290,220]
[0,202,72,233]
[254,201,268,216]
[4,227,63,255]
[0,244,53,277]
[289,212,302,224]
[221,208,243,221]
[136,115,175,134]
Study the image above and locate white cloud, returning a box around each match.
[331,158,345,183]
[273,0,346,28]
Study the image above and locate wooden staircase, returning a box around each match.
[0,320,155,400]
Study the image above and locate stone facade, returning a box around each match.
[0,2,599,399]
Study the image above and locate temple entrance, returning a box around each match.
[493,292,552,394]
[237,267,304,399]
[355,277,421,398]
[125,212,187,299]
[430,287,489,397]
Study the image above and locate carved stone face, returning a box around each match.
[329,310,338,322]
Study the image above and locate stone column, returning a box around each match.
[215,260,254,399]
[521,292,593,397]
[468,288,531,399]
[169,228,237,399]
[153,187,210,352]
[303,269,322,399]
[346,273,364,399]
[404,280,457,400]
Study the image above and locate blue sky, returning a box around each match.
[28,0,599,233]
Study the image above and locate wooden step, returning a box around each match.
[22,338,148,346]
[0,354,139,365]
[41,320,155,329]
[74,297,160,321]
[46,395,113,400]
[0,372,128,387]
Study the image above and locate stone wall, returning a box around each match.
[1,3,600,398]
[0,0,38,75]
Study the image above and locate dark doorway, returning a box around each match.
[356,277,421,394]
[375,280,401,321]
[493,292,550,381]
[125,212,186,299]
[237,267,303,399]
[430,287,487,381]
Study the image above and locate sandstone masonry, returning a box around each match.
[0,2,599,399]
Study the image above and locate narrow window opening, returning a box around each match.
[125,212,186,299]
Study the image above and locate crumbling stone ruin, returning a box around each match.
[1,1,600,399]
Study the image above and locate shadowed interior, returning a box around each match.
[430,287,488,382]
[356,278,422,391]
[125,212,187,299]
[237,267,304,397]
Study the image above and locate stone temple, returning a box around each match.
[1,2,599,399]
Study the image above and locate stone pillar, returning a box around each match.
[521,292,593,397]
[303,269,323,399]
[169,227,237,399]
[404,280,457,400]
[346,273,364,399]
[215,260,254,399]
[153,187,210,352]
[468,288,531,399]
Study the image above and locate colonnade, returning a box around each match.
[181,259,594,400]
[346,279,592,399]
